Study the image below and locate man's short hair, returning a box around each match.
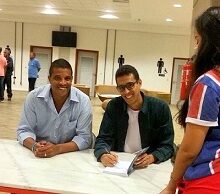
[115,64,140,81]
[5,45,11,54]
[49,58,73,76]
[31,52,36,57]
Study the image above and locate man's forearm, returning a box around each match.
[56,141,79,154]
[23,137,36,151]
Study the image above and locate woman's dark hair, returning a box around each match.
[177,7,220,127]
[115,64,140,81]
[49,58,73,76]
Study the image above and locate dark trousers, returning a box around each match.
[3,74,12,98]
[0,76,4,100]
[158,66,162,74]
[28,78,37,92]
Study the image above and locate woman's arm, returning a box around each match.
[160,123,209,194]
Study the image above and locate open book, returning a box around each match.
[103,147,149,177]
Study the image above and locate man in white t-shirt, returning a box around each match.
[94,65,174,168]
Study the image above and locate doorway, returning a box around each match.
[75,49,98,97]
[170,57,189,105]
[30,46,53,88]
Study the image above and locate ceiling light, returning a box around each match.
[166,18,173,22]
[99,14,118,19]
[45,5,52,9]
[0,8,2,11]
[104,10,114,13]
[173,4,182,8]
[41,9,59,15]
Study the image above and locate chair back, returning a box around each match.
[90,132,96,149]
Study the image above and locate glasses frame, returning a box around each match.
[116,81,138,92]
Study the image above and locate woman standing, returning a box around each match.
[160,6,220,194]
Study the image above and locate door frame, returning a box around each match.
[170,57,189,104]
[30,45,53,57]
[74,49,99,96]
[30,45,53,87]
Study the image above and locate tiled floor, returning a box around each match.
[0,90,184,144]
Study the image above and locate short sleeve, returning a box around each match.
[186,82,219,126]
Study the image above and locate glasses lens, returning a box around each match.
[116,81,137,92]
[126,82,135,90]
[116,85,125,92]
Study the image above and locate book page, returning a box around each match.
[102,148,149,177]
[103,160,132,177]
[103,153,136,177]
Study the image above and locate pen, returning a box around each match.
[104,147,118,165]
[104,147,110,154]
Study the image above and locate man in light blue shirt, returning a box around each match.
[28,52,41,91]
[17,58,92,158]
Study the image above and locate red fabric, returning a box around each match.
[180,63,192,100]
[177,173,220,194]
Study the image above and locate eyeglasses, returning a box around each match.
[116,81,137,92]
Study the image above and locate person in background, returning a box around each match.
[0,47,7,102]
[94,64,174,168]
[28,51,41,91]
[160,7,220,194]
[17,58,92,158]
[3,45,13,101]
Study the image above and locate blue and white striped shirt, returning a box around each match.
[17,84,92,150]
[184,68,220,180]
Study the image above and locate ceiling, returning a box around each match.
[0,0,194,35]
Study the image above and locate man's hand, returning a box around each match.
[34,141,60,158]
[133,153,155,168]
[100,152,118,167]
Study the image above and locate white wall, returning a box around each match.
[0,21,190,92]
[114,30,190,92]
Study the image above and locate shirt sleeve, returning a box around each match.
[71,96,92,150]
[36,60,41,70]
[17,92,37,145]
[186,82,219,126]
[94,100,115,161]
[4,58,7,67]
[8,58,13,69]
[150,101,174,163]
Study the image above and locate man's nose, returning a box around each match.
[59,79,66,85]
[122,87,130,94]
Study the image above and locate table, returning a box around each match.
[97,94,120,102]
[0,139,173,194]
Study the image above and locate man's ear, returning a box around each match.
[138,79,142,85]
[48,76,51,83]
